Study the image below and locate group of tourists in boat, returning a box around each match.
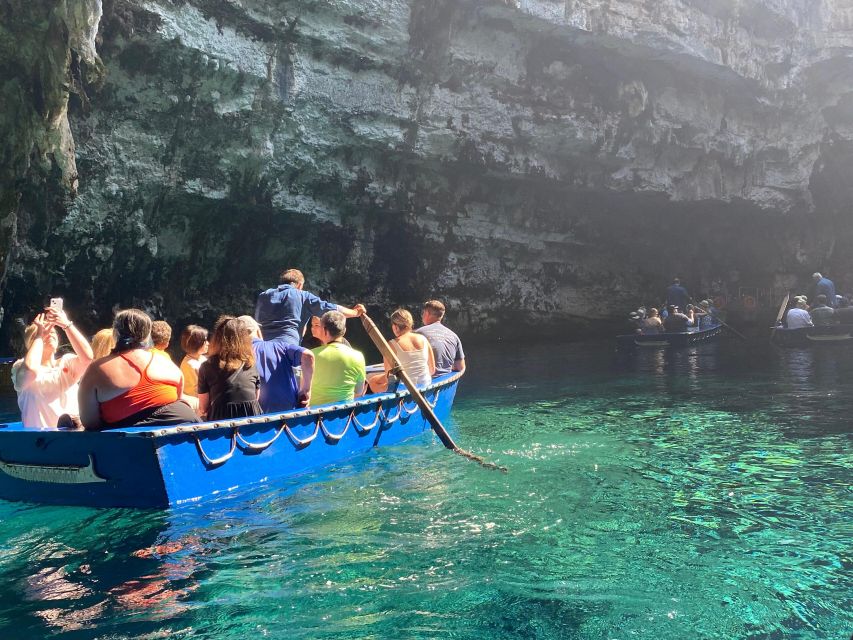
[778,273,853,328]
[10,268,466,432]
[626,278,722,335]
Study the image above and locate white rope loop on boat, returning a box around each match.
[319,413,351,443]
[194,429,237,466]
[400,388,440,416]
[350,404,382,434]
[236,421,287,452]
[381,400,402,424]
[282,418,321,447]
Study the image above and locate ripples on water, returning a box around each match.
[0,341,850,639]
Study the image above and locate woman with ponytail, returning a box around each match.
[77,309,200,430]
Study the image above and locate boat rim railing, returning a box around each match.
[135,370,462,439]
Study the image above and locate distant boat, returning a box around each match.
[770,324,853,347]
[0,371,462,509]
[616,324,723,349]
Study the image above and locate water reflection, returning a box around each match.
[614,343,721,398]
[4,506,203,634]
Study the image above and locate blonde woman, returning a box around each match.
[91,328,116,359]
[12,306,93,428]
[367,309,435,393]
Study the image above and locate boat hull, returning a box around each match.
[0,373,461,508]
[770,324,853,347]
[616,325,722,349]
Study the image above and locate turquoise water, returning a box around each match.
[0,341,850,638]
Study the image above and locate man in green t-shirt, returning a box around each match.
[310,311,366,406]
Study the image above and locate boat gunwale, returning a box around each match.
[99,371,462,439]
[616,324,722,341]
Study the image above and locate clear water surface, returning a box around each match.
[0,340,849,639]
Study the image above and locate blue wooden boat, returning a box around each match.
[616,324,722,349]
[0,371,462,509]
[770,324,853,347]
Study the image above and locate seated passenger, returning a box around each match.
[197,317,262,421]
[179,324,209,398]
[368,309,435,393]
[91,328,116,360]
[835,297,853,324]
[303,315,350,350]
[663,305,691,332]
[696,300,718,328]
[415,300,465,376]
[239,316,314,412]
[13,306,93,428]
[150,320,173,360]
[786,299,814,329]
[309,311,366,406]
[78,309,198,430]
[640,308,663,334]
[810,295,836,326]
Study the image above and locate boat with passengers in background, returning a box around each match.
[0,369,462,509]
[616,324,723,349]
[770,324,853,347]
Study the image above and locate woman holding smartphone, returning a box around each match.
[12,300,94,428]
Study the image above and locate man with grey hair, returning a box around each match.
[812,272,837,308]
[309,310,366,406]
[238,315,314,411]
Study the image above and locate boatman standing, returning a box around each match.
[812,272,837,308]
[665,278,689,311]
[415,300,465,377]
[255,268,365,345]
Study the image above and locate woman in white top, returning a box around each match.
[367,309,435,393]
[12,306,93,428]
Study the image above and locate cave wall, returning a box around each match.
[3,0,853,343]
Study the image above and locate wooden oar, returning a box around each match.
[771,292,790,342]
[774,292,790,325]
[360,314,506,472]
[705,309,747,340]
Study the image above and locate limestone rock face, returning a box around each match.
[3,0,853,341]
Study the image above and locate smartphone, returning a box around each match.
[49,297,64,312]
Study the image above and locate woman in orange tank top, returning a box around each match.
[78,309,200,430]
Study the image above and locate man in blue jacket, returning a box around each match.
[812,272,837,308]
[665,278,689,311]
[255,268,365,345]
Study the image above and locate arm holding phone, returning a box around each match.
[45,304,94,365]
